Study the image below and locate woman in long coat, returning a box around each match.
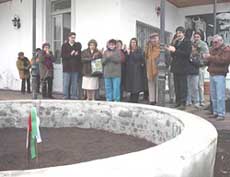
[145,33,160,105]
[125,38,145,103]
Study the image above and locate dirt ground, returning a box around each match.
[215,130,230,177]
[0,128,154,171]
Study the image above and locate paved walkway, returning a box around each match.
[0,89,229,131]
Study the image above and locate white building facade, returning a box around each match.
[0,0,229,92]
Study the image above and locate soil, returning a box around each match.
[215,130,230,177]
[1,128,230,177]
[0,128,154,171]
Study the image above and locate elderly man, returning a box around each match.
[203,35,230,120]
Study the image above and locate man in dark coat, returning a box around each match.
[61,32,82,99]
[166,26,192,110]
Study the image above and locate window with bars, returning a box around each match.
[136,20,172,50]
[51,0,71,13]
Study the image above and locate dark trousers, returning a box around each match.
[173,74,187,106]
[21,78,31,93]
[36,76,40,93]
[130,93,139,103]
[41,77,53,98]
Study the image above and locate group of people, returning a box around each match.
[17,43,55,98]
[16,27,230,120]
[167,26,230,120]
[61,33,148,103]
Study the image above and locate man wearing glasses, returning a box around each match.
[203,35,230,120]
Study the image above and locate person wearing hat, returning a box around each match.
[144,33,160,105]
[81,39,102,100]
[166,26,192,110]
[16,52,31,94]
[38,43,56,99]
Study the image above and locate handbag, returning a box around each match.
[91,58,103,76]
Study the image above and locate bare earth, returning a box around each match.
[0,128,154,171]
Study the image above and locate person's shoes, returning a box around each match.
[209,114,218,119]
[21,91,25,95]
[216,116,225,121]
[48,95,55,99]
[200,103,205,107]
[178,105,186,110]
[150,101,156,105]
[205,111,213,115]
[194,103,201,109]
[173,103,180,108]
[27,91,31,94]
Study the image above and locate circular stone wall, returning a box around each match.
[0,100,217,177]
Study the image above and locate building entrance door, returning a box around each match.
[50,0,71,92]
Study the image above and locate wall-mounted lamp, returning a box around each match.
[155,6,161,17]
[12,15,21,29]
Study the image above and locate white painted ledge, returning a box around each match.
[0,100,217,177]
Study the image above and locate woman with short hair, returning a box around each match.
[81,39,102,100]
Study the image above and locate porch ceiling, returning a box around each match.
[168,0,230,8]
[0,0,11,4]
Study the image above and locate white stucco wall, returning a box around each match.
[73,0,121,50]
[119,0,180,45]
[0,0,33,90]
[1,0,230,91]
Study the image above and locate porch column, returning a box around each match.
[32,0,37,99]
[213,0,217,35]
[157,0,166,106]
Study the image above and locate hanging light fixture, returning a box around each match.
[12,15,21,29]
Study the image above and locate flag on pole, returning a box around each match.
[26,107,42,160]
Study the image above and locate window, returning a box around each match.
[51,0,71,13]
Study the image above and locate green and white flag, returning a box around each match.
[26,107,42,160]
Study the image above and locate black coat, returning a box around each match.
[170,38,192,75]
[125,48,145,93]
[61,42,82,72]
